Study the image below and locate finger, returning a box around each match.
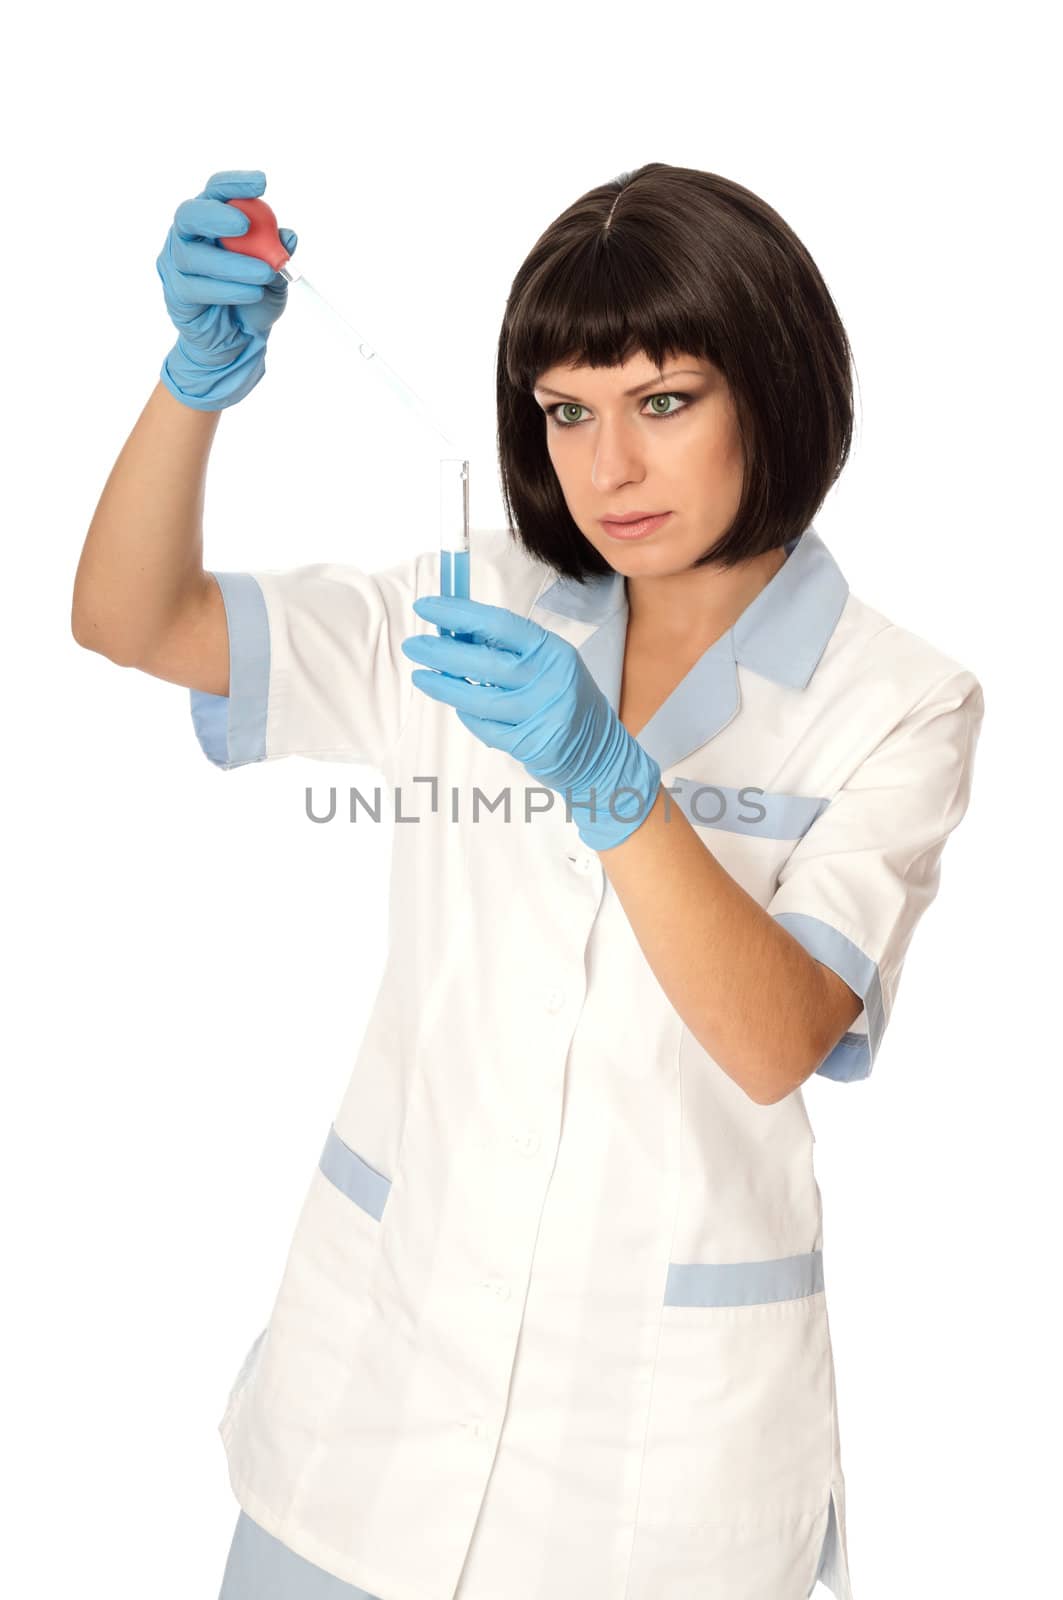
[409,669,513,721]
[201,169,267,200]
[401,633,521,687]
[175,196,252,241]
[173,233,278,286]
[165,268,265,306]
[412,595,545,654]
[456,708,517,748]
[279,227,298,255]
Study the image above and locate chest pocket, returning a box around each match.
[667,777,828,840]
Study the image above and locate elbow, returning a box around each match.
[747,1075,811,1108]
[71,590,101,653]
[71,620,140,665]
[747,962,862,1105]
[70,577,98,652]
[71,605,96,653]
[71,607,102,655]
[743,1035,826,1107]
[750,1078,807,1108]
[746,1080,794,1108]
[71,605,99,653]
[70,608,138,668]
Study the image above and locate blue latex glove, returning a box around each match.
[401,594,661,852]
[156,169,298,412]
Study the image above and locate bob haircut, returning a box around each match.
[496,162,856,581]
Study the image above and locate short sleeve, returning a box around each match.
[189,549,437,774]
[767,668,985,1082]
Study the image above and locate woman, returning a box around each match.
[72,163,984,1599]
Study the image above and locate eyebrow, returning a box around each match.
[534,368,707,401]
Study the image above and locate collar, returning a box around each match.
[532,524,849,771]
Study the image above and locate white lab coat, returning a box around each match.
[192,523,984,1600]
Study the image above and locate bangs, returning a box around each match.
[503,230,722,395]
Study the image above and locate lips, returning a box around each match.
[600,511,667,524]
[600,512,672,540]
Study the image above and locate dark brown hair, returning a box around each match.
[496,162,857,581]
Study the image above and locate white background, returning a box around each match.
[4,2,1057,1594]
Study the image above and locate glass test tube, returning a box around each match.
[440,457,473,643]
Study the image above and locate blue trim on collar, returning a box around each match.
[537,525,847,691]
[533,526,849,772]
[733,528,849,689]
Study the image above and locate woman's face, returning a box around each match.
[532,351,745,576]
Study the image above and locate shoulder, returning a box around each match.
[828,587,984,716]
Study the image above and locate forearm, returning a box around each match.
[71,380,220,664]
[598,784,836,1105]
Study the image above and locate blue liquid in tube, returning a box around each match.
[440,459,474,646]
[441,546,470,602]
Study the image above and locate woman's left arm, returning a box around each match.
[597,782,861,1105]
[401,594,861,1106]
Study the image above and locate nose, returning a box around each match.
[589,417,648,492]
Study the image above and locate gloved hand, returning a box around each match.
[156,169,298,412]
[401,595,662,852]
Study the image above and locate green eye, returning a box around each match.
[544,391,692,428]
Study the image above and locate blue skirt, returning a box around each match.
[219,1510,383,1599]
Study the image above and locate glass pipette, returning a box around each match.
[220,196,472,638]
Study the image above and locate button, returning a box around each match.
[470,1420,486,1440]
[514,1128,541,1157]
[543,987,565,1012]
[484,1278,511,1302]
[565,851,594,874]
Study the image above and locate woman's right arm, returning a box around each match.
[72,168,297,697]
[70,171,425,775]
[70,380,229,695]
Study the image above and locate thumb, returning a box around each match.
[263,229,298,298]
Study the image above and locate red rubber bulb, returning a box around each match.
[220,196,291,272]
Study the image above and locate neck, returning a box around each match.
[625,545,789,645]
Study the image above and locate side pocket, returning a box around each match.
[216,1124,390,1458]
[317,1123,391,1220]
[639,1266,834,1532]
